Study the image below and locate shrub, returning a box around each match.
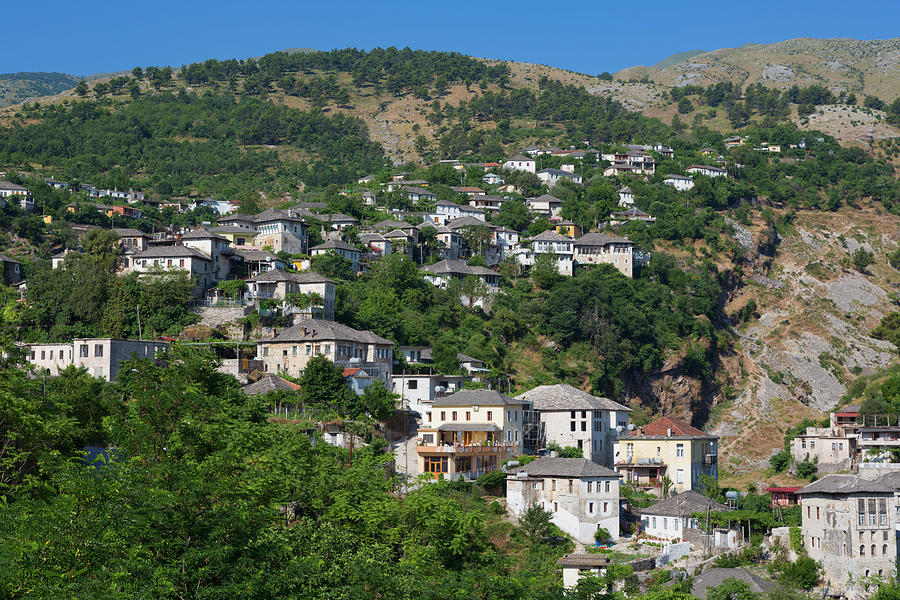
[769,450,791,473]
[789,526,802,553]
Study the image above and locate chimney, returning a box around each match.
[666,428,672,438]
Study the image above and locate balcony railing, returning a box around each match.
[417,443,517,455]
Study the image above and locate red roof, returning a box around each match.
[834,412,858,417]
[342,367,370,378]
[625,416,713,438]
[482,162,500,167]
[766,486,802,493]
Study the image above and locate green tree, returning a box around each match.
[519,504,553,543]
[296,354,357,415]
[531,251,560,290]
[310,251,354,280]
[888,248,900,269]
[873,311,900,352]
[706,578,759,600]
[74,80,88,97]
[851,248,875,273]
[360,380,397,420]
[769,450,791,473]
[776,556,821,590]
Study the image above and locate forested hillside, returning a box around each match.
[0,72,81,108]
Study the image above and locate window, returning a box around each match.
[552,480,556,491]
[408,380,418,390]
[860,545,866,556]
[452,411,457,421]
[94,344,103,357]
[588,502,594,514]
[656,446,661,458]
[603,501,608,513]
[872,544,877,556]
[676,444,684,458]
[810,440,815,448]
[587,481,593,493]
[292,346,298,356]
[581,421,587,431]
[677,469,684,484]
[663,518,668,530]
[424,456,448,473]
[652,517,657,528]
[40,350,45,360]
[568,479,573,493]
[305,345,311,356]
[570,421,576,432]
[553,502,558,513]
[487,411,492,420]
[263,347,269,357]
[466,412,471,421]
[49,350,53,359]
[816,507,820,519]
[604,481,610,493]
[570,411,576,419]
[440,411,446,421]
[674,519,679,530]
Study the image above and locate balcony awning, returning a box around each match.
[437,423,500,432]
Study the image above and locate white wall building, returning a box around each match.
[24,338,169,381]
[663,175,695,191]
[507,457,621,544]
[503,154,536,174]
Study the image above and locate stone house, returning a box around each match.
[640,489,728,542]
[24,338,169,381]
[507,457,621,543]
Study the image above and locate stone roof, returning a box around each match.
[211,225,258,234]
[0,253,21,264]
[431,389,519,407]
[113,228,149,238]
[515,383,630,412]
[530,230,572,242]
[642,490,729,517]
[447,216,495,230]
[327,213,358,223]
[403,186,435,196]
[384,229,411,239]
[506,154,531,162]
[247,270,333,284]
[265,318,393,346]
[618,186,633,193]
[254,208,302,223]
[219,213,256,223]
[133,246,211,260]
[799,474,894,496]
[311,240,359,253]
[538,168,580,177]
[242,375,299,396]
[514,457,618,479]
[359,233,386,243]
[557,553,612,568]
[527,194,561,204]
[232,249,281,262]
[877,471,900,491]
[621,416,714,440]
[0,181,27,191]
[181,228,228,241]
[421,259,499,277]
[372,219,410,230]
[689,569,775,600]
[574,232,634,247]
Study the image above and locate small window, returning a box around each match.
[452,411,457,421]
[589,502,594,514]
[440,411,446,421]
[94,344,103,357]
[487,411,492,420]
[604,481,610,493]
[408,380,418,390]
[465,412,471,421]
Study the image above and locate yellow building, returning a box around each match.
[417,389,524,480]
[555,221,583,239]
[211,225,256,247]
[613,417,717,495]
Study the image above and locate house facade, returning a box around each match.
[246,270,336,320]
[503,154,536,173]
[507,457,621,544]
[663,175,695,191]
[24,338,169,382]
[614,417,718,495]
[799,475,897,597]
[130,246,215,297]
[515,384,631,466]
[253,209,308,254]
[686,165,727,178]
[573,233,635,278]
[416,390,523,480]
[640,490,729,542]
[526,194,562,217]
[537,168,583,186]
[256,319,393,383]
[392,373,467,418]
[310,240,361,272]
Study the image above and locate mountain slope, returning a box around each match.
[0,72,81,107]
[615,37,900,100]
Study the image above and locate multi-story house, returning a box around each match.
[359,233,391,258]
[310,240,361,272]
[503,154,536,173]
[790,426,856,473]
[420,260,500,304]
[573,233,635,278]
[253,209,308,254]
[0,253,22,285]
[686,165,727,178]
[0,181,31,212]
[519,230,574,276]
[663,175,695,191]
[392,373,467,419]
[217,213,257,230]
[416,389,524,480]
[246,270,336,320]
[130,246,215,297]
[256,319,393,383]
[211,225,257,247]
[526,194,562,217]
[515,384,630,466]
[537,168,583,186]
[24,338,169,381]
[113,228,151,253]
[618,186,634,207]
[493,227,520,260]
[232,249,286,276]
[507,457,620,543]
[469,194,506,215]
[799,474,896,597]
[180,229,235,281]
[613,417,718,495]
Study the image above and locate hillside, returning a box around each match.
[616,37,900,100]
[0,72,81,107]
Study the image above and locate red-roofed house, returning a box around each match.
[343,366,374,395]
[613,416,718,495]
[766,486,802,507]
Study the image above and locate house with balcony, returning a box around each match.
[416,389,524,480]
[507,457,621,543]
[790,426,856,473]
[256,319,393,384]
[130,246,215,298]
[211,225,257,247]
[421,260,500,290]
[359,233,391,258]
[613,417,718,495]
[180,228,236,282]
[232,249,286,276]
[246,270,335,320]
[113,228,151,253]
[515,384,630,466]
[469,194,506,215]
[526,194,562,217]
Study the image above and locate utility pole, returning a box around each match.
[136,305,142,340]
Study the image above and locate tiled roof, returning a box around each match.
[421,259,499,277]
[431,389,519,407]
[689,569,775,600]
[242,375,299,395]
[622,416,714,439]
[247,270,333,284]
[232,249,281,262]
[181,228,228,241]
[642,490,729,517]
[799,474,893,495]
[113,228,149,238]
[530,230,572,242]
[264,318,393,345]
[254,208,303,223]
[515,384,630,412]
[513,457,618,478]
[574,232,634,247]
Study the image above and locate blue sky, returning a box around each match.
[3,0,899,76]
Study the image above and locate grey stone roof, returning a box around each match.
[311,240,359,253]
[447,216,495,230]
[530,230,572,243]
[113,228,149,238]
[514,457,618,478]
[574,232,634,247]
[515,384,630,412]
[247,270,333,284]
[506,154,531,162]
[557,553,612,568]
[877,471,900,491]
[538,168,580,177]
[254,208,303,223]
[242,375,299,396]
[265,318,392,346]
[181,228,228,241]
[528,194,561,204]
[218,213,255,223]
[133,246,211,260]
[642,490,729,517]
[799,474,894,496]
[232,249,281,262]
[403,186,435,196]
[0,253,21,264]
[327,213,358,223]
[689,569,775,600]
[431,389,519,407]
[0,181,27,191]
[384,229,411,240]
[618,186,633,193]
[421,259,499,277]
[359,233,386,243]
[211,225,257,234]
[372,219,410,230]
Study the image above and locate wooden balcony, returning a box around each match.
[417,443,517,456]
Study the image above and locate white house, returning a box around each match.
[392,373,467,419]
[515,384,630,466]
[253,209,308,254]
[310,240,361,272]
[526,194,563,217]
[482,173,504,185]
[686,165,726,178]
[663,175,695,191]
[520,230,574,276]
[640,490,729,542]
[130,246,215,297]
[617,186,634,207]
[503,154,536,174]
[507,457,621,544]
[24,338,169,382]
[573,233,635,278]
[537,168,583,186]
